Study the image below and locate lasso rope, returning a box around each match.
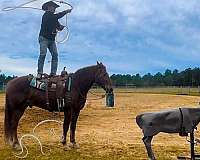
[1,0,72,43]
[14,119,63,159]
[89,90,106,99]
[33,119,63,134]
[55,11,70,44]
[14,134,45,159]
[53,0,73,43]
[1,0,41,11]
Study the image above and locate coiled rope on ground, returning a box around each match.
[14,119,63,159]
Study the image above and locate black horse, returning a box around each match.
[4,62,113,150]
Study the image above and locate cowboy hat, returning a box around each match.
[42,1,60,11]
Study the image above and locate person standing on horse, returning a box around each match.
[37,1,72,78]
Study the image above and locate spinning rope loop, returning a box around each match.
[1,0,73,44]
[1,0,42,11]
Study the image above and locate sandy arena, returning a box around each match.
[0,91,200,159]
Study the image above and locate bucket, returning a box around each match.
[106,91,114,107]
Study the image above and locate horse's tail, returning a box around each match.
[4,94,12,144]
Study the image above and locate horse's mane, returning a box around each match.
[74,65,97,75]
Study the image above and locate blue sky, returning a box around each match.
[1,0,200,76]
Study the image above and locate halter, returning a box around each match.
[94,66,112,92]
[1,0,73,44]
[76,86,106,101]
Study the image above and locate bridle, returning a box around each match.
[94,67,112,92]
[76,68,111,101]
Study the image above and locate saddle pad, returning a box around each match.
[30,77,47,90]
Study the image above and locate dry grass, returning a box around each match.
[0,90,200,159]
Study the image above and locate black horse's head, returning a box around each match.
[94,62,113,93]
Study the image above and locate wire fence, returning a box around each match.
[92,86,200,96]
[1,83,200,96]
[0,83,6,92]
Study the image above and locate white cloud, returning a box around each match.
[74,0,116,24]
[0,53,104,76]
[0,54,36,75]
[106,0,199,27]
[0,54,71,76]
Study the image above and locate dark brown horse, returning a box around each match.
[4,62,113,150]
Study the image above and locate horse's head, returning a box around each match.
[94,62,113,93]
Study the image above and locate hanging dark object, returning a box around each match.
[106,90,114,107]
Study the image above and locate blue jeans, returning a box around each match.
[37,36,58,75]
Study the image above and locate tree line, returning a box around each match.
[0,74,16,87]
[111,68,200,87]
[1,67,200,87]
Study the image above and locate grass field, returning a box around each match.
[0,90,200,159]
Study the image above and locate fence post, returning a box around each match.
[3,83,6,92]
[198,86,200,94]
[188,86,190,95]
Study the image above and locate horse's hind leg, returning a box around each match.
[143,136,156,160]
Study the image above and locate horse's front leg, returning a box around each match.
[69,109,80,148]
[61,107,71,145]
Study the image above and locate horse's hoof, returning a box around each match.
[5,137,13,146]
[12,143,22,151]
[60,137,66,145]
[61,140,66,145]
[68,142,80,149]
[148,158,156,160]
[63,145,71,151]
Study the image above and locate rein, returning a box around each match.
[88,90,106,100]
[77,88,106,101]
[72,67,107,101]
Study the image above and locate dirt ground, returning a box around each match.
[1,92,200,160]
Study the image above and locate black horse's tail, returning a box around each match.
[4,94,11,144]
